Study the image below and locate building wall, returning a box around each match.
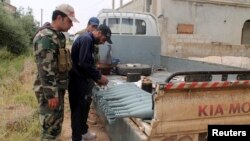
[161,0,250,69]
[4,3,16,13]
[160,0,250,45]
[118,0,146,12]
[120,0,250,45]
[1,0,16,13]
[1,0,11,3]
[117,0,250,69]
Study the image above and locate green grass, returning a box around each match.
[14,92,37,108]
[0,47,40,141]
[0,115,40,141]
[0,48,27,80]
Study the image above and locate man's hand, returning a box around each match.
[48,97,59,109]
[97,75,109,86]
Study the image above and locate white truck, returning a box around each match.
[94,10,249,141]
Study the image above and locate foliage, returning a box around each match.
[16,7,39,42]
[0,48,24,80]
[0,5,39,54]
[0,49,40,141]
[0,48,33,94]
[0,5,29,54]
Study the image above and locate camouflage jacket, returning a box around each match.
[33,27,67,99]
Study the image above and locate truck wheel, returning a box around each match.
[116,64,152,76]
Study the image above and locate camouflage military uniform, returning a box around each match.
[33,27,68,141]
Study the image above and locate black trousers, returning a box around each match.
[68,75,94,141]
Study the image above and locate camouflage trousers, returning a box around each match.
[35,88,65,141]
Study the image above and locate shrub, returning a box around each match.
[0,5,38,55]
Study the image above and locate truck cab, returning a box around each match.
[97,9,159,36]
[97,9,161,66]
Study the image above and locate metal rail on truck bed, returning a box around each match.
[94,71,250,141]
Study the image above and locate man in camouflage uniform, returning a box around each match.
[33,4,79,141]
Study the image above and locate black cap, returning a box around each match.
[98,24,112,44]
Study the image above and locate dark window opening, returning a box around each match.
[135,19,146,35]
[242,20,250,45]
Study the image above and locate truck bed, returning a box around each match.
[93,70,170,141]
[93,70,250,141]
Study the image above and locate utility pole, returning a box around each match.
[112,0,115,9]
[120,0,123,7]
[40,8,43,27]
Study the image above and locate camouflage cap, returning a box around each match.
[56,4,79,23]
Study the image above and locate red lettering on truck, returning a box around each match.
[199,102,250,117]
[198,104,223,116]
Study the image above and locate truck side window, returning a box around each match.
[108,18,120,34]
[136,19,146,35]
[121,18,133,35]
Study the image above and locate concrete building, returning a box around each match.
[1,0,16,13]
[118,0,250,69]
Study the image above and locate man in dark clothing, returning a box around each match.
[74,17,100,64]
[68,24,112,141]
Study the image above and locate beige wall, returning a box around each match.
[118,0,250,69]
[118,0,146,12]
[5,0,10,4]
[1,0,16,13]
[169,42,250,69]
[4,2,16,13]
